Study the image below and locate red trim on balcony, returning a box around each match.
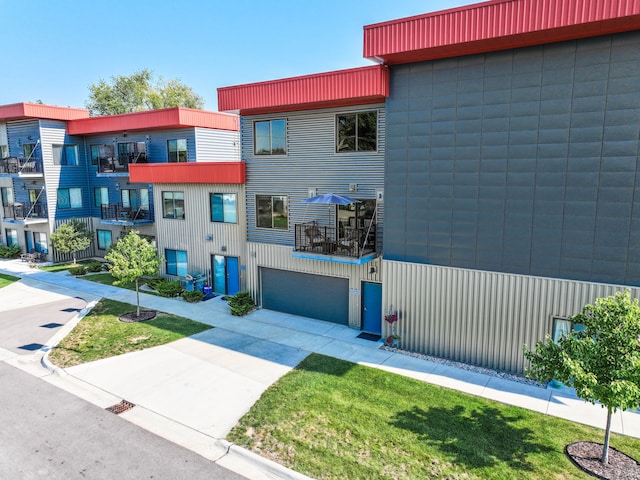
[363,0,640,65]
[68,107,239,135]
[0,103,89,121]
[218,65,389,115]
[128,162,245,184]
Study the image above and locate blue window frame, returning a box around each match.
[97,230,112,250]
[57,188,82,209]
[210,193,237,223]
[165,249,187,277]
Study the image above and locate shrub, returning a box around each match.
[0,244,21,258]
[182,290,204,303]
[86,261,104,273]
[156,280,183,298]
[69,265,88,276]
[144,275,166,291]
[228,291,256,316]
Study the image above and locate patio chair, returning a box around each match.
[304,224,326,251]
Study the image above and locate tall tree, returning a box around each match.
[105,231,161,317]
[50,219,93,265]
[524,290,640,464]
[85,69,204,116]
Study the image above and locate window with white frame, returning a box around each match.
[336,111,377,152]
[552,317,586,343]
[256,195,288,229]
[53,144,79,165]
[57,188,83,209]
[254,119,286,155]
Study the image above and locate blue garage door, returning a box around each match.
[261,268,349,325]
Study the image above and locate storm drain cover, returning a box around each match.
[105,400,135,415]
[18,343,45,351]
[61,307,82,313]
[40,323,64,329]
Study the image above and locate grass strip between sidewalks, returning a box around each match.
[0,273,19,288]
[228,353,640,480]
[48,298,211,368]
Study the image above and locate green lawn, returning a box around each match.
[39,260,98,273]
[228,353,640,480]
[0,273,19,288]
[80,272,137,289]
[48,298,211,368]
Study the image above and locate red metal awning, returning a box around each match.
[0,103,89,121]
[218,65,389,115]
[363,0,640,65]
[129,162,245,185]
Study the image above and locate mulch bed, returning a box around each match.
[118,310,157,323]
[566,441,640,480]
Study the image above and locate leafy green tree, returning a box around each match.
[524,290,640,464]
[50,219,93,265]
[105,231,161,317]
[85,69,204,116]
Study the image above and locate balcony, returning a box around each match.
[0,157,43,176]
[100,203,153,226]
[293,221,378,264]
[3,203,48,224]
[97,152,147,174]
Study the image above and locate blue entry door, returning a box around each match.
[24,231,33,252]
[212,255,240,295]
[362,281,382,335]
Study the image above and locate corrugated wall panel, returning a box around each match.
[246,242,381,328]
[242,104,385,246]
[384,260,640,374]
[194,128,240,162]
[53,217,96,262]
[0,123,7,147]
[152,183,247,286]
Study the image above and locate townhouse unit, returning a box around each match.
[220,0,640,374]
[0,104,243,294]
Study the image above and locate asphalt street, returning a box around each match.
[0,361,247,480]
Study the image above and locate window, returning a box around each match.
[162,191,184,219]
[254,119,286,155]
[97,230,112,250]
[210,193,237,223]
[336,111,377,152]
[0,145,7,158]
[53,144,79,165]
[118,142,146,163]
[122,189,149,210]
[23,143,38,159]
[1,187,14,206]
[257,195,288,229]
[552,317,586,343]
[91,144,115,169]
[5,228,17,246]
[34,232,48,253]
[94,187,109,207]
[165,249,188,277]
[57,188,83,209]
[168,139,187,162]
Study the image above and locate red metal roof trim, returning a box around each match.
[68,107,239,135]
[363,0,640,65]
[218,65,389,115]
[129,162,246,185]
[0,103,89,121]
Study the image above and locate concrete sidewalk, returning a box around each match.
[1,258,639,479]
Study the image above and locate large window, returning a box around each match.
[162,191,184,219]
[1,187,14,206]
[94,187,109,207]
[168,139,187,162]
[23,143,38,159]
[5,228,17,246]
[53,144,79,165]
[336,111,377,152]
[210,193,237,223]
[57,188,83,209]
[552,317,586,343]
[165,249,188,277]
[257,195,288,229]
[122,189,149,210]
[34,232,48,253]
[254,119,286,155]
[97,230,112,250]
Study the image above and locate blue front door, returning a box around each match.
[24,231,33,252]
[362,281,382,335]
[212,255,240,295]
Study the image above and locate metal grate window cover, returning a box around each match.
[105,400,135,415]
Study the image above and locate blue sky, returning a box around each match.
[1,0,468,111]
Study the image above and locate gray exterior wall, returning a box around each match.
[384,31,640,287]
[195,127,240,162]
[242,104,386,246]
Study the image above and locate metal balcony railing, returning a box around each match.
[97,152,147,174]
[100,203,151,222]
[0,157,43,175]
[3,202,47,220]
[294,221,377,258]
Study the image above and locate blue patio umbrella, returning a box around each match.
[301,193,360,205]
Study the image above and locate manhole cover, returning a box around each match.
[41,323,64,329]
[105,400,135,415]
